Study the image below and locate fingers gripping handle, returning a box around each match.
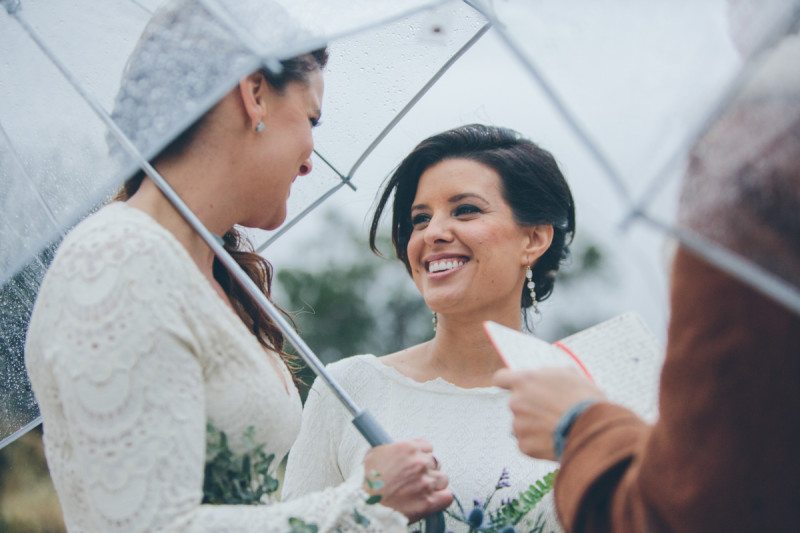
[352,411,445,533]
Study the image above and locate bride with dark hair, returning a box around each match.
[284,123,575,531]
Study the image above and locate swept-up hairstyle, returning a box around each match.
[369,123,575,308]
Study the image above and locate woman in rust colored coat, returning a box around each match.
[494,30,800,533]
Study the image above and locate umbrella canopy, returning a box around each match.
[0,0,485,446]
[2,0,799,450]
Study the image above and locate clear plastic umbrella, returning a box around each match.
[2,0,799,472]
[0,0,484,456]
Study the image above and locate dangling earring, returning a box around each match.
[432,312,438,332]
[526,266,538,312]
[255,121,266,133]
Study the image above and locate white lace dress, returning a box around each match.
[283,355,563,532]
[24,203,405,532]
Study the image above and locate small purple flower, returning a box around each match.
[496,467,511,489]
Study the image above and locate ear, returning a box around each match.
[237,71,271,131]
[521,224,554,266]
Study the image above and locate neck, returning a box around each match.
[426,306,521,387]
[126,174,230,276]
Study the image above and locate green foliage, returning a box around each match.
[446,469,558,532]
[202,424,279,505]
[364,470,383,505]
[288,517,319,533]
[487,470,558,529]
[352,508,371,527]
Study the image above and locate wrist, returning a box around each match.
[553,399,598,460]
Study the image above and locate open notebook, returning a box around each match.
[484,312,664,421]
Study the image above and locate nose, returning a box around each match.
[423,213,453,246]
[298,156,313,177]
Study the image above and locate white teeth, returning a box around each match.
[428,259,466,273]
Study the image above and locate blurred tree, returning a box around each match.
[0,426,64,532]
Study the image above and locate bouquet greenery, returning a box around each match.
[202,423,279,505]
[443,468,558,533]
[202,424,384,531]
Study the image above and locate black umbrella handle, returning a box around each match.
[352,411,446,533]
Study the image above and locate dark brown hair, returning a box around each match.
[370,123,575,309]
[115,49,328,379]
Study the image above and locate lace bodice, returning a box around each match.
[283,354,562,532]
[25,203,405,532]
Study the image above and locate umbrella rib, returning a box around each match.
[127,0,152,15]
[313,149,356,190]
[636,212,800,317]
[257,22,491,252]
[252,151,353,253]
[347,22,492,180]
[0,120,62,232]
[464,0,634,208]
[256,181,349,252]
[5,7,375,428]
[0,415,42,452]
[256,23,491,254]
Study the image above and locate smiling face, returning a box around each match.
[239,70,324,230]
[406,158,545,318]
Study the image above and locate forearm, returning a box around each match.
[554,402,651,532]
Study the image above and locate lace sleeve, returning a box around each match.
[283,376,351,500]
[25,217,405,533]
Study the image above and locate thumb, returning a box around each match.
[493,368,516,389]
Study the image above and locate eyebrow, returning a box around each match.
[411,192,490,211]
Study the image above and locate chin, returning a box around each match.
[423,293,462,314]
[262,212,287,231]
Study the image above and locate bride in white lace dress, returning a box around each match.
[24,2,451,531]
[283,124,575,531]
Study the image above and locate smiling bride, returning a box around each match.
[283,124,575,531]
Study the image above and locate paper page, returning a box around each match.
[484,313,663,421]
[484,321,586,374]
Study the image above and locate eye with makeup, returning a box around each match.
[410,212,431,229]
[453,203,483,217]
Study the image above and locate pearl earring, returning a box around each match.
[255,121,266,133]
[432,312,438,332]
[526,266,538,310]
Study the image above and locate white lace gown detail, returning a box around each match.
[283,354,563,532]
[25,203,405,532]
